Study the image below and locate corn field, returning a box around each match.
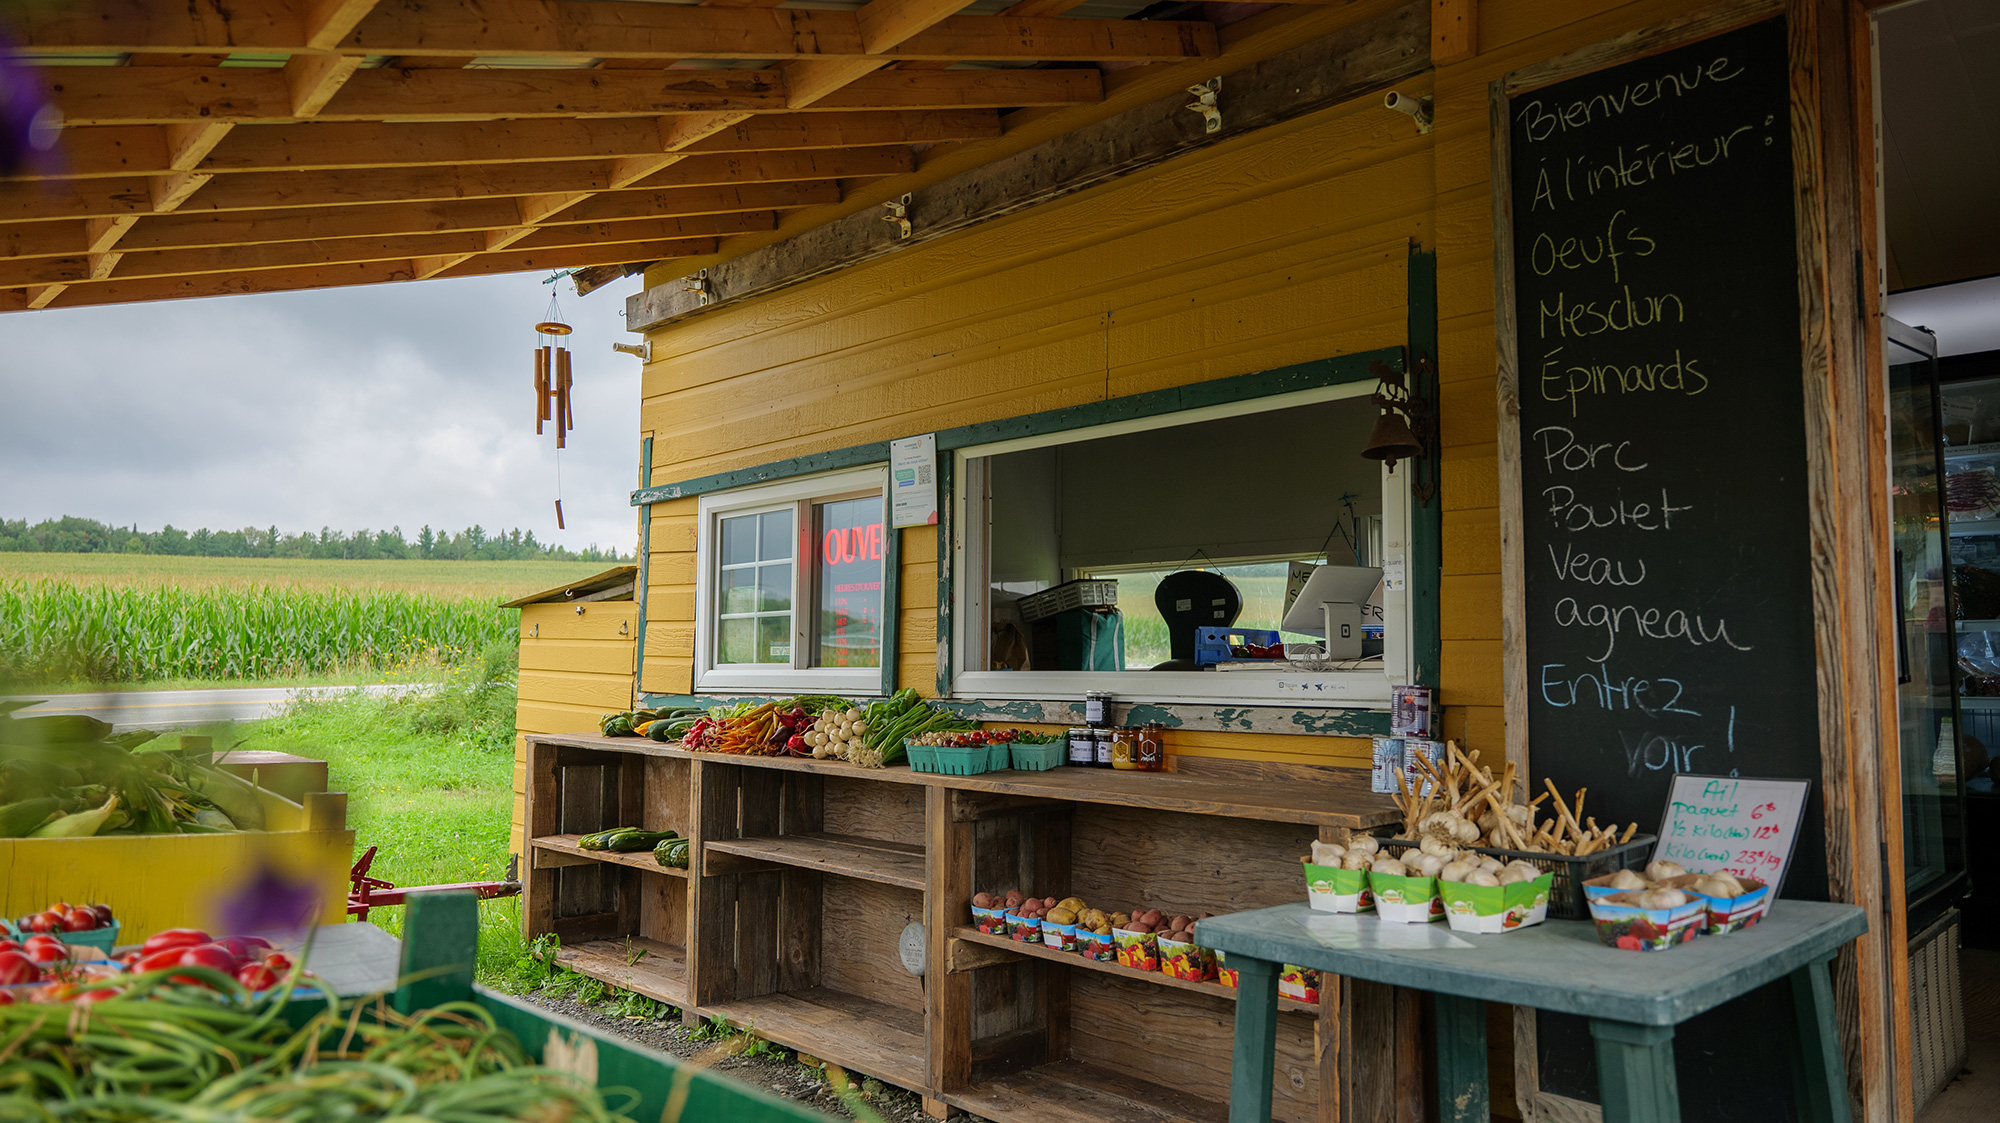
[0,579,518,685]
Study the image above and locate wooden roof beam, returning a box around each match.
[168,147,910,213]
[41,260,419,310]
[105,196,784,251]
[435,238,723,280]
[14,2,1218,64]
[39,66,1100,125]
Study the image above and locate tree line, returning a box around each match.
[0,516,629,563]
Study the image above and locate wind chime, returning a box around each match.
[533,291,575,529]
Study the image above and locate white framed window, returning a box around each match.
[695,466,889,695]
[951,380,1413,707]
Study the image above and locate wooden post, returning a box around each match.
[393,890,477,1015]
[1587,1022,1679,1123]
[1433,994,1487,1123]
[926,785,972,1104]
[1229,956,1282,1123]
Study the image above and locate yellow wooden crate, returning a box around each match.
[0,789,353,946]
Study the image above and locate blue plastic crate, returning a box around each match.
[1193,627,1285,667]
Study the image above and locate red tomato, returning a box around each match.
[235,962,277,991]
[0,950,42,984]
[140,928,210,956]
[134,948,188,974]
[217,936,271,960]
[23,937,67,965]
[25,912,60,935]
[0,989,12,1005]
[60,908,97,933]
[177,944,240,974]
[88,905,113,926]
[0,939,19,955]
[261,951,294,973]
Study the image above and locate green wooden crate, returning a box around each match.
[392,893,830,1123]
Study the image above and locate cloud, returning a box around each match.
[0,272,645,552]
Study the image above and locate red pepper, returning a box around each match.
[177,944,241,974]
[140,928,210,956]
[262,951,295,972]
[235,962,278,991]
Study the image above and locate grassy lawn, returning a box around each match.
[191,653,532,986]
[0,554,614,599]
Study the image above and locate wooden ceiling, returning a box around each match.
[0,0,1243,312]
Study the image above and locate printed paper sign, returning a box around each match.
[890,434,938,528]
[1653,774,1810,896]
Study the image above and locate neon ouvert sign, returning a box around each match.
[822,522,886,566]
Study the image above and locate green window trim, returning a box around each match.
[628,245,1443,712]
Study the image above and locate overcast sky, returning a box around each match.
[0,272,646,554]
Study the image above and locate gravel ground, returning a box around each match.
[523,993,972,1122]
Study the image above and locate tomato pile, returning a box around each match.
[0,922,300,1005]
[16,900,113,934]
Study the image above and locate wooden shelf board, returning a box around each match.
[556,937,687,1007]
[705,832,927,890]
[943,1059,1229,1123]
[525,732,695,759]
[527,734,1397,829]
[949,927,1316,1015]
[705,987,926,1091]
[531,834,689,877]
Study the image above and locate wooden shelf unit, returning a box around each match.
[522,732,1409,1122]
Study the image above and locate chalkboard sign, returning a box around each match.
[1499,18,1825,1119]
[1506,16,1823,897]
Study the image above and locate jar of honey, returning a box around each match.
[1135,723,1166,771]
[1109,728,1140,770]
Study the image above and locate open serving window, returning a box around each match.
[950,380,1414,707]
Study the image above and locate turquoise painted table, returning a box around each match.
[1199,901,1866,1123]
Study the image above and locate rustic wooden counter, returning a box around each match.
[522,731,1410,1123]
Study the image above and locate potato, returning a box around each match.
[1042,897,1060,911]
[1128,922,1153,934]
[1094,925,1112,936]
[1004,890,1025,908]
[1139,909,1163,926]
[1169,915,1192,932]
[1110,912,1131,928]
[1057,897,1087,913]
[1048,907,1077,925]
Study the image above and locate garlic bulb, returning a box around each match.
[1692,876,1741,899]
[1701,871,1746,895]
[1464,871,1502,887]
[1419,835,1454,858]
[1370,857,1409,877]
[1342,852,1373,870]
[1497,866,1539,885]
[1605,869,1648,892]
[1635,888,1689,909]
[1440,860,1478,883]
[1454,818,1481,843]
[1503,861,1542,881]
[1645,859,1687,882]
[1477,856,1504,875]
[1412,853,1447,877]
[1348,835,1381,856]
[1310,841,1347,865]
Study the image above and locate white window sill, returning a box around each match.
[696,667,883,696]
[951,669,1395,709]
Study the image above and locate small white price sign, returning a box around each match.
[1653,774,1810,897]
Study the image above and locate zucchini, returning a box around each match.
[578,827,679,852]
[654,837,691,869]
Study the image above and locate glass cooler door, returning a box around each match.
[1890,317,1967,919]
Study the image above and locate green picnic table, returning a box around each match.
[1198,901,1866,1123]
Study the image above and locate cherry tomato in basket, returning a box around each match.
[88,905,113,926]
[25,912,60,935]
[60,908,97,933]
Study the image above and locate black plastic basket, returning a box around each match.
[1377,834,1655,920]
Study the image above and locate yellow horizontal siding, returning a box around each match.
[519,603,635,641]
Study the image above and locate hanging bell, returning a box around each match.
[1361,407,1425,468]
